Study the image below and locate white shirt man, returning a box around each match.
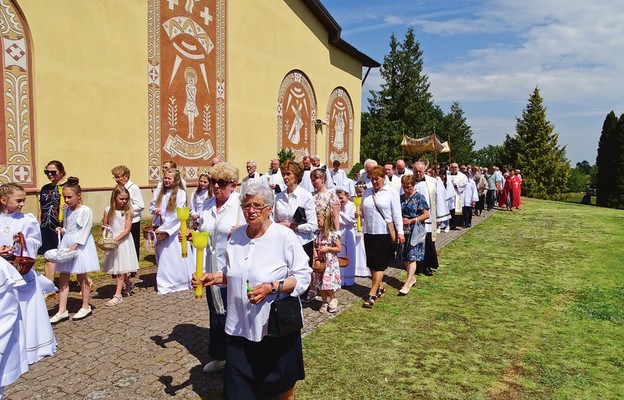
[266,159,286,194]
[329,160,349,192]
[395,159,413,178]
[384,162,401,193]
[240,161,268,194]
[299,156,314,192]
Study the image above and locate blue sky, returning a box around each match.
[322,0,624,165]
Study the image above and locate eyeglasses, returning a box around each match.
[112,175,123,181]
[241,203,269,211]
[210,178,233,187]
[44,170,58,175]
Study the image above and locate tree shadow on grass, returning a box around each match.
[151,323,223,399]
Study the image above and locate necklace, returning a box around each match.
[0,213,15,234]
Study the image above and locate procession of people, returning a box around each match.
[0,155,519,399]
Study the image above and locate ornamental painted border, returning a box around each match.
[0,0,36,188]
[148,0,226,184]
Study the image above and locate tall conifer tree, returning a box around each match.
[363,27,438,163]
[595,111,618,207]
[502,87,570,200]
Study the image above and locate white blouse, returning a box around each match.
[223,223,311,342]
[360,185,403,235]
[273,185,318,245]
[198,193,244,273]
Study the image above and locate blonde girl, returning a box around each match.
[148,168,195,294]
[313,208,342,313]
[50,177,100,323]
[102,185,139,305]
[190,173,211,228]
[0,183,56,363]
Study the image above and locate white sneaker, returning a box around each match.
[73,306,92,320]
[50,310,69,324]
[203,360,226,373]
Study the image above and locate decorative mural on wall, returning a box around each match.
[0,0,36,188]
[148,0,225,184]
[326,87,353,169]
[277,70,316,161]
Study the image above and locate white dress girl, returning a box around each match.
[0,212,56,365]
[338,200,356,286]
[103,207,138,274]
[55,206,99,274]
[152,188,195,294]
[0,258,28,398]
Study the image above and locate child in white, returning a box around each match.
[50,177,100,323]
[102,185,138,305]
[149,168,195,294]
[0,183,56,364]
[336,190,356,286]
[314,208,341,313]
[0,257,28,400]
[190,173,211,228]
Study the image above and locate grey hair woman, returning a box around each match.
[193,182,311,400]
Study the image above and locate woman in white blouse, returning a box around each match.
[194,162,244,373]
[273,160,318,300]
[358,165,404,308]
[193,183,311,400]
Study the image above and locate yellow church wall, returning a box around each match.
[17,0,149,215]
[226,0,362,170]
[18,0,149,187]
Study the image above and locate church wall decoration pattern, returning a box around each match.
[325,87,353,169]
[148,0,225,184]
[277,70,316,161]
[0,0,36,188]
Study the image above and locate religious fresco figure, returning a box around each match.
[183,67,199,139]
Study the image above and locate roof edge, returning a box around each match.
[301,0,381,68]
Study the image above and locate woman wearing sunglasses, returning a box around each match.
[38,160,68,289]
[191,162,244,373]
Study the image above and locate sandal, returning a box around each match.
[106,295,123,306]
[376,288,386,298]
[362,295,376,308]
[328,298,338,313]
[319,303,329,313]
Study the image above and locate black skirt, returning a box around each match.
[223,332,305,400]
[364,233,395,271]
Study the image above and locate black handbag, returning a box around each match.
[267,281,303,337]
[292,206,307,225]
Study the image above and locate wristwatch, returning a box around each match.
[270,282,277,294]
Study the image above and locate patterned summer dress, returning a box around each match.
[315,230,342,291]
[399,192,429,262]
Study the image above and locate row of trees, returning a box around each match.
[361,28,571,200]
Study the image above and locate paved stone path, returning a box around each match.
[5,212,493,399]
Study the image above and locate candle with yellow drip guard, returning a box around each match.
[353,196,362,233]
[176,207,190,258]
[191,231,209,299]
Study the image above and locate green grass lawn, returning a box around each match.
[298,198,624,399]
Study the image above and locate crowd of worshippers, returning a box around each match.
[0,155,522,399]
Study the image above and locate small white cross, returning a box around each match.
[200,6,213,26]
[167,0,178,11]
[14,166,29,182]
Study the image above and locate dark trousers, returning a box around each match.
[449,209,457,228]
[416,233,438,273]
[206,287,228,360]
[131,221,141,261]
[462,206,473,227]
[486,190,496,210]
